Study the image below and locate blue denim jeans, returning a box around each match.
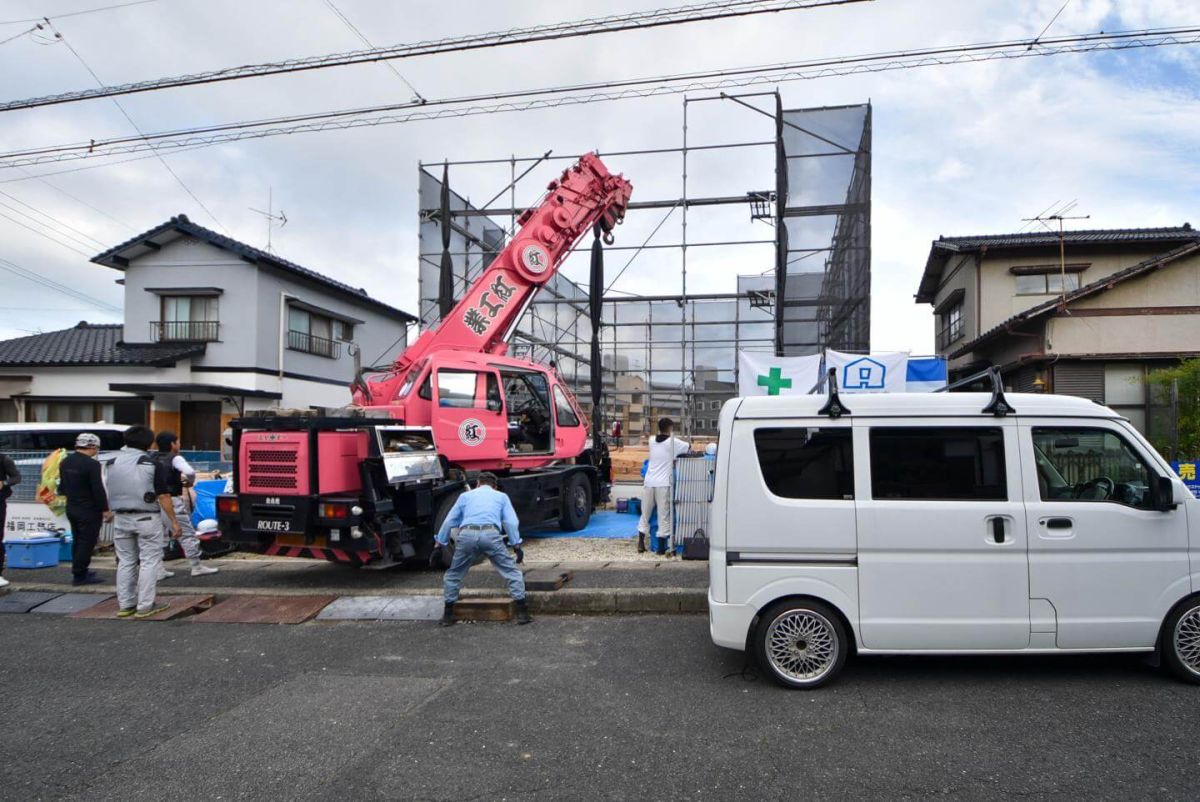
[442,527,526,604]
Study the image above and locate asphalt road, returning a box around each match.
[2,614,1198,801]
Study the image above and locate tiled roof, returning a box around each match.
[91,214,416,322]
[916,224,1199,303]
[947,241,1200,360]
[0,323,205,367]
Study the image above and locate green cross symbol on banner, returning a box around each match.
[757,367,792,396]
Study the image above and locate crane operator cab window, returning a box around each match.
[502,370,552,454]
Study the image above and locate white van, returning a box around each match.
[708,380,1199,688]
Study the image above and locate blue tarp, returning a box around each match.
[191,478,229,526]
[526,509,638,540]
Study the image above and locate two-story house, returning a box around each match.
[916,224,1200,439]
[0,214,415,449]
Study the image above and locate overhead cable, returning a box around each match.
[0,0,158,25]
[0,256,122,312]
[0,0,870,111]
[44,19,229,232]
[0,25,1195,169]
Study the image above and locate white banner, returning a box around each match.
[825,350,909,394]
[737,351,824,397]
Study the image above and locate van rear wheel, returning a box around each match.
[754,600,848,689]
[1162,598,1200,684]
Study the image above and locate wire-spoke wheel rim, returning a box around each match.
[765,608,838,684]
[1174,604,1200,677]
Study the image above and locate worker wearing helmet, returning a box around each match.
[434,472,531,627]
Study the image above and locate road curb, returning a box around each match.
[4,583,708,615]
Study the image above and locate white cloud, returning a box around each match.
[0,0,1196,356]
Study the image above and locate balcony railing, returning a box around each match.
[287,330,342,359]
[151,320,220,342]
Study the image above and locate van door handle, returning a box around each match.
[991,517,1005,544]
[1043,517,1073,530]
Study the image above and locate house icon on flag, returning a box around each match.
[842,357,886,390]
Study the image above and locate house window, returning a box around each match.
[1015,272,1082,295]
[287,307,344,359]
[25,399,147,426]
[157,295,219,341]
[937,302,964,350]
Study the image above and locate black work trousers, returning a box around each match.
[66,507,103,578]
[0,498,7,574]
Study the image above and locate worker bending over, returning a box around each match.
[105,425,179,618]
[153,431,218,578]
[435,472,532,627]
[637,417,689,556]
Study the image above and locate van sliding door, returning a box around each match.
[855,421,1030,650]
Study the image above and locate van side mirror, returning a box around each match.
[486,399,502,413]
[1154,475,1179,512]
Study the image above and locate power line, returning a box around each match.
[0,194,105,250]
[321,0,424,101]
[0,207,93,255]
[44,18,229,233]
[0,141,214,184]
[0,187,108,247]
[0,257,122,312]
[0,0,870,111]
[1,25,1196,168]
[15,165,136,229]
[0,0,159,26]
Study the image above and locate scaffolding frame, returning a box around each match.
[416,94,871,436]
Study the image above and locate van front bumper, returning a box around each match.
[708,591,757,651]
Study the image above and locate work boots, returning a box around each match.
[515,599,533,625]
[439,602,456,627]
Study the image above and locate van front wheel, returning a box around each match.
[1163,598,1200,684]
[754,600,847,689]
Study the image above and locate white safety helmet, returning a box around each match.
[704,443,718,456]
[195,518,220,535]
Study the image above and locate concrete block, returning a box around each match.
[0,591,61,614]
[31,593,112,614]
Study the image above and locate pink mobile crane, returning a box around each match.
[217,154,632,566]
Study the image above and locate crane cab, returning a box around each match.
[370,352,589,472]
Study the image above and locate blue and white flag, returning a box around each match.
[825,350,909,394]
[905,357,948,392]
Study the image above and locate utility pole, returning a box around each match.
[1021,201,1089,311]
[249,188,287,253]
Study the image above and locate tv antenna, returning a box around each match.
[1021,200,1089,311]
[249,188,287,253]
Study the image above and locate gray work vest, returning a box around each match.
[103,447,159,513]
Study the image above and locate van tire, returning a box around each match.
[753,599,848,689]
[558,473,591,531]
[1161,597,1200,684]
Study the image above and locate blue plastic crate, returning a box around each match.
[5,536,61,569]
[58,533,74,563]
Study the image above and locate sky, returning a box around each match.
[0,0,1197,354]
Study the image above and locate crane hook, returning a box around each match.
[603,231,615,246]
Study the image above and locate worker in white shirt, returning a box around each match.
[153,431,218,578]
[637,417,689,556]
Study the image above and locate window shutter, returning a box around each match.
[1052,362,1104,403]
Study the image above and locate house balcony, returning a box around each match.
[151,320,220,342]
[287,330,342,359]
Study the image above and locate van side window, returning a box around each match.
[553,386,579,427]
[1031,427,1155,509]
[753,428,853,500]
[870,427,1006,500]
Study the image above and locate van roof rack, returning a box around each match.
[818,367,850,418]
[936,366,1016,417]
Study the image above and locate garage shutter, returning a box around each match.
[1053,362,1104,403]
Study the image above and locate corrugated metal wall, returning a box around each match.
[1052,362,1105,403]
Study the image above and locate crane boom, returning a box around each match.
[355,152,631,406]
